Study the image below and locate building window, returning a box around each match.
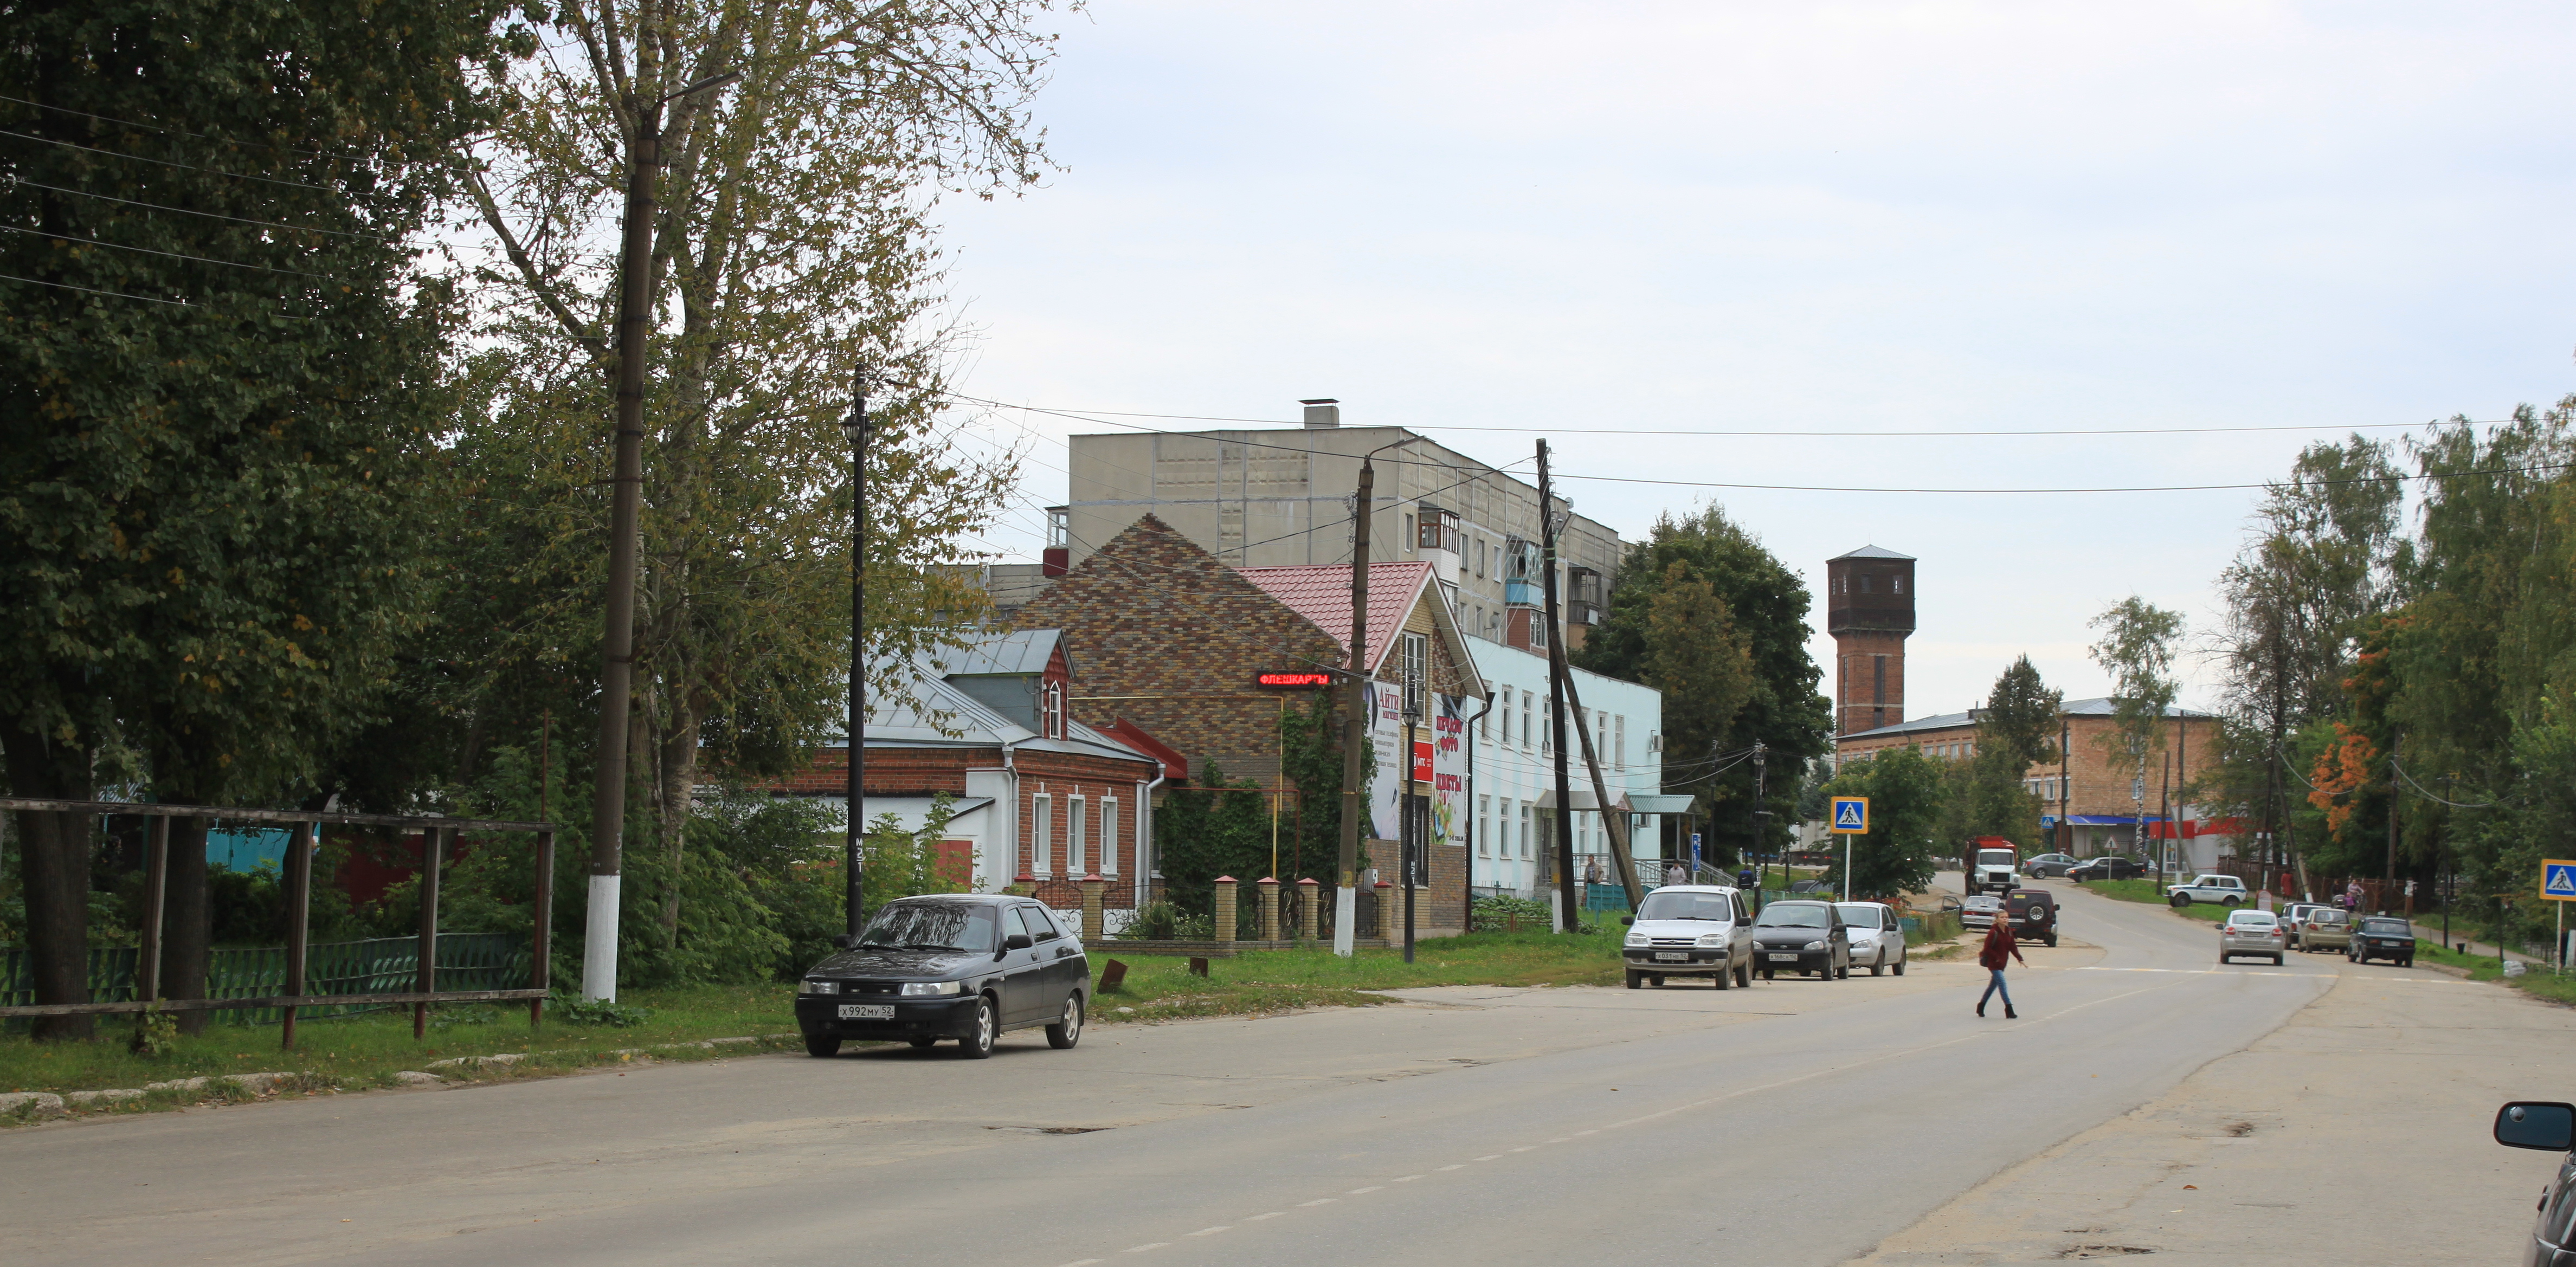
[1043,681,1065,738]
[1401,631,1428,716]
[1519,802,1532,858]
[1030,793,1052,878]
[1478,795,1492,856]
[1404,513,1416,555]
[1859,574,1873,594]
[1068,795,1087,875]
[1614,716,1626,769]
[1522,694,1533,752]
[1892,574,1904,594]
[1100,795,1119,874]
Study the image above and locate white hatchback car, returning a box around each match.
[1834,902,1908,977]
[1621,885,1754,989]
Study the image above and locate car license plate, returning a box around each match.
[837,1004,893,1020]
[1768,953,1799,962]
[1654,952,1689,962]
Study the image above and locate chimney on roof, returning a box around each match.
[1299,398,1340,429]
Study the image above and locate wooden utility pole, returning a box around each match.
[1538,441,1579,930]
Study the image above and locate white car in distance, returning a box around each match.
[2167,874,2249,907]
[1835,902,1907,977]
[2218,908,2287,965]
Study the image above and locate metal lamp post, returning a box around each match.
[843,370,872,938]
[1401,688,1420,965]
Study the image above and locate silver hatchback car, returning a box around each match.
[2219,909,2286,965]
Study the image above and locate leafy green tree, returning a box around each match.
[1152,762,1269,919]
[1574,507,1831,863]
[2088,596,2185,852]
[1937,658,2060,851]
[1817,746,1945,899]
[0,0,519,1036]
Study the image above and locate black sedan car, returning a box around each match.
[2495,1101,2576,1265]
[2068,856,2146,882]
[1750,900,1851,980]
[794,895,1089,1059]
[2348,915,2417,967]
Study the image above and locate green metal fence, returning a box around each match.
[1,934,530,1026]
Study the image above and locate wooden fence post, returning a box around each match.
[281,823,314,1050]
[531,830,555,1030]
[414,826,444,1041]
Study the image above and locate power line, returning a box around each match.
[1548,459,2576,497]
[8,177,390,242]
[0,223,344,281]
[0,93,375,166]
[0,271,198,308]
[0,127,361,195]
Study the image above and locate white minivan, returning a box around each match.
[1621,885,1754,989]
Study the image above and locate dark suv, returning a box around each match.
[2004,888,2059,947]
[793,895,1089,1059]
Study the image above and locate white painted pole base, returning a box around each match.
[583,874,621,1001]
[1333,887,1356,957]
[1550,889,1564,933]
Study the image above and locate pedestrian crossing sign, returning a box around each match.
[1831,797,1869,833]
[2542,860,2576,901]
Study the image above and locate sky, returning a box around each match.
[925,1,2576,719]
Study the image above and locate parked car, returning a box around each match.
[2003,888,2060,947]
[2493,1100,2576,1265]
[1788,877,1830,894]
[1750,900,1851,980]
[2068,856,2145,882]
[1834,901,1908,977]
[1959,893,2005,930]
[1623,885,1755,990]
[2280,902,2328,948]
[2168,874,2249,907]
[2218,908,2287,965]
[2349,916,2418,967]
[794,894,1088,1059]
[1965,841,2020,896]
[2022,853,2079,878]
[2295,907,2352,954]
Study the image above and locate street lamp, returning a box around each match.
[843,369,872,938]
[1401,686,1420,965]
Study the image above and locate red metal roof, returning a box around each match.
[1236,561,1434,673]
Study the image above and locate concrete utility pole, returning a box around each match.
[1538,441,1579,932]
[844,370,871,938]
[2058,718,2072,855]
[586,68,740,1003]
[1401,689,1419,963]
[1335,461,1374,956]
[1553,660,1643,909]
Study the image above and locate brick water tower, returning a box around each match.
[1827,546,1916,736]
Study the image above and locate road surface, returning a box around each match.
[7,880,2425,1266]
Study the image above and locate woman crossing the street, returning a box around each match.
[1977,914,2025,1019]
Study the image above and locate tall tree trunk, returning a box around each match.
[656,703,700,949]
[163,816,214,1035]
[3,722,95,1041]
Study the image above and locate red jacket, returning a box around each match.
[1978,921,2026,971]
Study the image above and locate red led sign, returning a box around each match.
[1255,672,1335,689]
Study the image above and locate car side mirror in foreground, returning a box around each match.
[1004,933,1035,951]
[1620,916,1634,926]
[2497,1102,2576,1151]
[832,934,859,951]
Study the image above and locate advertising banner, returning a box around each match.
[1431,693,1466,849]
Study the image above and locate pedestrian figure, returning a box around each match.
[1976,916,2025,1019]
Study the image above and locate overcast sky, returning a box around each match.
[928,1,2576,719]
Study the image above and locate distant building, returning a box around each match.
[1056,401,1626,655]
[1834,698,2231,869]
[1466,641,1678,899]
[1826,545,1915,737]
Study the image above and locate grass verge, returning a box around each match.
[1095,925,1629,1019]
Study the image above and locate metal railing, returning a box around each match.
[0,798,555,1048]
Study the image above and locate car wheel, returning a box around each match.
[1651,975,1666,988]
[802,1032,841,1058]
[1625,970,1642,990]
[2046,935,2058,948]
[1736,961,1752,987]
[2218,953,2230,964]
[907,1037,937,1050]
[1893,959,1905,977]
[1712,964,1731,990]
[1837,961,1850,980]
[958,996,997,1059]
[2400,956,2414,968]
[2272,955,2283,965]
[1869,959,1883,977]
[1046,994,1085,1050]
[2171,895,2190,908]
[2223,895,2242,907]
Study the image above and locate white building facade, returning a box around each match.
[1464,640,1669,897]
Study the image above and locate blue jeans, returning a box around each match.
[1980,968,2013,1010]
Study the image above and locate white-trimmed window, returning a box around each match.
[1614,716,1625,769]
[1099,794,1119,875]
[1478,795,1491,856]
[1043,681,1065,738]
[1068,794,1087,876]
[1521,693,1532,751]
[1519,801,1532,858]
[1401,632,1428,716]
[1030,793,1052,878]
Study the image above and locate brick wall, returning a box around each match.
[1833,630,1909,736]
[1834,713,2225,823]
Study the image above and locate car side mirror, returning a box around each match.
[1620,916,1633,926]
[2497,1102,2576,1151]
[832,934,859,951]
[1004,933,1034,951]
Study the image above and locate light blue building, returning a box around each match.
[1464,639,1676,900]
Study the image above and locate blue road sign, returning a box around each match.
[1831,797,1869,833]
[2543,859,2576,901]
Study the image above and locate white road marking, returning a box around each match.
[1184,1226,1229,1237]
[1122,1246,1168,1255]
[1392,1175,1423,1182]
[1059,1260,1103,1266]
[1297,1199,1335,1207]
[1246,1212,1283,1221]
[1348,1186,1383,1194]
[1473,1154,1500,1161]
[1509,1146,1536,1152]
[1437,1164,1464,1171]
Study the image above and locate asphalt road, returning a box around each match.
[10,879,2395,1267]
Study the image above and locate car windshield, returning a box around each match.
[2229,912,2277,928]
[1962,895,2002,909]
[1977,851,2014,867]
[855,902,998,952]
[1754,904,1830,928]
[1638,891,1734,922]
[2359,918,2412,935]
[2309,910,2348,924]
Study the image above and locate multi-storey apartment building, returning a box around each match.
[1055,400,1626,654]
